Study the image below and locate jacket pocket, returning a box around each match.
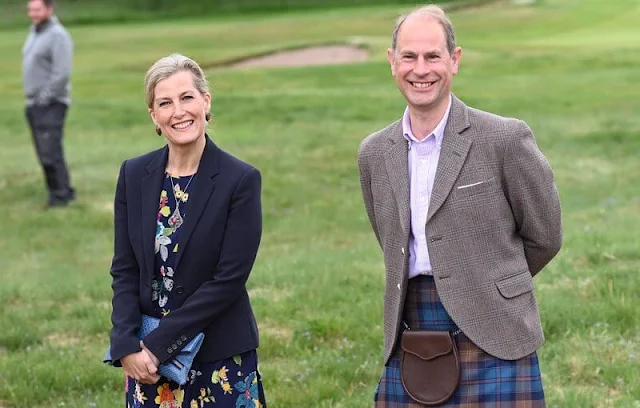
[454,177,498,198]
[495,270,534,299]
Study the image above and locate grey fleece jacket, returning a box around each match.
[22,16,73,106]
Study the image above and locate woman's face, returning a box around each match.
[149,70,211,148]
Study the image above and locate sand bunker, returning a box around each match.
[228,45,369,69]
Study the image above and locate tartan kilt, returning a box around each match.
[374,275,546,407]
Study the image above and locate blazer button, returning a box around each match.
[397,283,401,290]
[180,335,187,341]
[401,247,405,255]
[176,286,185,294]
[167,348,173,354]
[172,344,178,350]
[177,340,183,346]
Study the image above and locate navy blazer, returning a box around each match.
[108,136,262,364]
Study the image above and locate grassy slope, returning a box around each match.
[0,0,639,406]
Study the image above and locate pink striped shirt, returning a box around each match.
[402,97,452,278]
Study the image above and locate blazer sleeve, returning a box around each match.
[109,160,143,362]
[357,143,382,248]
[502,121,563,276]
[143,167,262,363]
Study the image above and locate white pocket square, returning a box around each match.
[457,180,487,190]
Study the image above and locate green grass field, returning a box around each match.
[1,0,639,406]
[0,0,476,28]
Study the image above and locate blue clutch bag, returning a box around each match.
[103,314,205,385]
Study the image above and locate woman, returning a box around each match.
[108,53,267,408]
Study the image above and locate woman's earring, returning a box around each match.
[205,112,211,122]
[155,125,162,136]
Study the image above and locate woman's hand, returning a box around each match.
[121,344,160,384]
[140,340,161,367]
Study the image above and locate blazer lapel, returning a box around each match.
[383,121,411,236]
[427,96,472,223]
[174,136,220,268]
[142,146,169,280]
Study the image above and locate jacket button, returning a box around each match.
[172,344,178,350]
[167,348,173,354]
[177,340,183,346]
[176,286,185,294]
[181,335,187,341]
[401,247,405,255]
[397,283,401,290]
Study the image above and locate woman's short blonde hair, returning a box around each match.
[144,53,210,108]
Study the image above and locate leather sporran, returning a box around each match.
[400,330,461,406]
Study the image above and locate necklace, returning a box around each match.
[167,173,195,230]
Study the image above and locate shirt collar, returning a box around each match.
[402,94,452,149]
[34,15,57,33]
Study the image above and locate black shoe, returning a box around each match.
[46,190,76,208]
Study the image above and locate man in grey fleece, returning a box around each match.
[23,0,75,208]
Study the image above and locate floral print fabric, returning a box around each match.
[125,351,266,408]
[125,173,266,407]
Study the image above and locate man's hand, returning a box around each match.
[121,344,160,384]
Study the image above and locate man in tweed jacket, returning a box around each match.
[358,5,562,405]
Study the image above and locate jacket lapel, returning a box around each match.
[383,121,411,236]
[142,146,169,280]
[174,137,220,268]
[427,96,472,223]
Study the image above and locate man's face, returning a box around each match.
[388,14,462,115]
[27,0,53,26]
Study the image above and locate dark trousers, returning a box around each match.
[25,102,74,203]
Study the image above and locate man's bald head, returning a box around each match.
[391,5,457,56]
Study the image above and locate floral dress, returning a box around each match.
[125,173,267,408]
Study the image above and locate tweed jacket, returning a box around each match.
[357,95,562,363]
